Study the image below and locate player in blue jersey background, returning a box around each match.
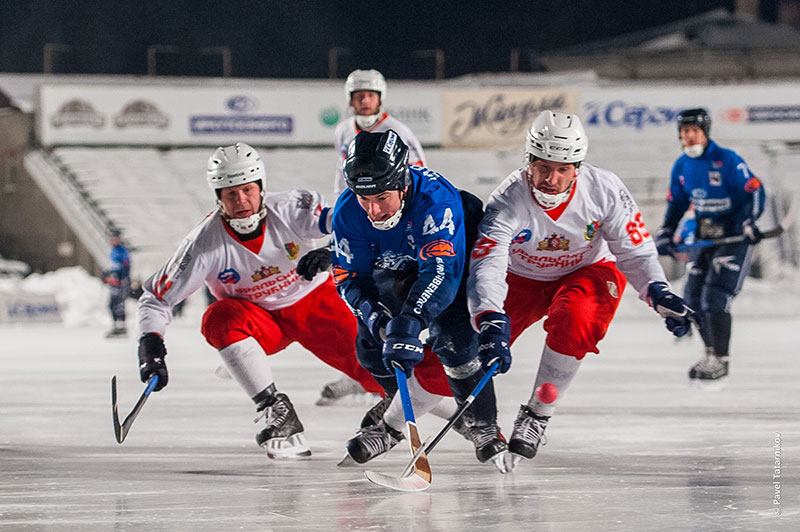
[328,130,508,471]
[655,108,766,382]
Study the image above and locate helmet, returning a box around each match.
[343,130,409,195]
[677,108,711,138]
[206,142,266,195]
[525,111,588,164]
[344,69,387,103]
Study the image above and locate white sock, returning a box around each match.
[527,344,582,417]
[218,337,274,398]
[383,372,448,431]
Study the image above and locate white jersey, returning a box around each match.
[138,189,332,336]
[468,164,667,322]
[333,112,426,197]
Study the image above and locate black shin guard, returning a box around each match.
[446,370,498,425]
[708,311,732,356]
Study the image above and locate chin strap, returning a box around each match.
[682,144,706,158]
[220,202,267,234]
[371,199,405,230]
[355,112,382,130]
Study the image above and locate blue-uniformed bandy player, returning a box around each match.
[654,108,766,382]
[467,110,700,469]
[328,129,508,471]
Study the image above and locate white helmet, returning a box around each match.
[344,69,387,103]
[525,111,588,164]
[207,142,266,194]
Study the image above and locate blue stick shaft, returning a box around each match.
[394,366,416,423]
[144,374,159,396]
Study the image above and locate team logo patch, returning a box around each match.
[607,281,619,299]
[709,170,722,186]
[712,160,723,169]
[285,242,300,260]
[744,176,762,193]
[217,268,240,284]
[584,220,600,241]
[332,265,354,285]
[512,229,532,245]
[251,265,280,282]
[420,239,455,260]
[537,233,570,251]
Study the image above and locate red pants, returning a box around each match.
[504,261,627,359]
[201,279,451,396]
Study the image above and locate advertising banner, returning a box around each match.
[37,83,442,146]
[580,84,800,142]
[441,88,579,149]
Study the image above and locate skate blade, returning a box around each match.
[489,450,511,474]
[263,433,312,460]
[337,453,358,467]
[507,453,524,471]
[214,365,232,380]
[688,377,728,391]
[364,470,430,492]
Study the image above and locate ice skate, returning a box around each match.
[343,420,404,464]
[508,405,549,469]
[464,421,509,473]
[315,374,367,406]
[254,393,310,459]
[360,393,393,428]
[105,322,127,338]
[688,350,729,382]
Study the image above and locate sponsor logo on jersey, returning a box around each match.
[251,265,280,282]
[537,233,570,251]
[217,268,240,284]
[154,275,173,301]
[332,265,354,285]
[712,160,723,169]
[419,239,455,260]
[512,229,532,244]
[709,171,722,186]
[284,242,300,260]
[584,220,600,241]
[607,281,619,299]
[744,176,762,193]
[472,236,497,259]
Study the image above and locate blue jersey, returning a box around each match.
[110,244,131,280]
[663,139,765,237]
[330,165,466,327]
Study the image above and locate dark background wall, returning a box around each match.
[0,0,736,79]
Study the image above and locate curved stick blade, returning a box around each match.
[364,470,430,492]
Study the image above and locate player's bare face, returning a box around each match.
[679,125,707,148]
[527,159,577,195]
[356,190,403,223]
[350,91,381,116]
[219,182,262,219]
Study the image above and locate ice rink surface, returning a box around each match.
[1,292,798,531]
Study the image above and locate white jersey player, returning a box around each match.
[467,111,700,469]
[332,69,425,197]
[135,142,387,459]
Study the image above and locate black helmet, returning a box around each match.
[677,108,711,138]
[343,130,410,195]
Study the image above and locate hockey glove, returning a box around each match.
[477,311,512,374]
[647,282,701,338]
[654,228,676,257]
[358,299,392,343]
[296,245,332,281]
[382,316,424,377]
[742,219,762,245]
[138,332,168,391]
